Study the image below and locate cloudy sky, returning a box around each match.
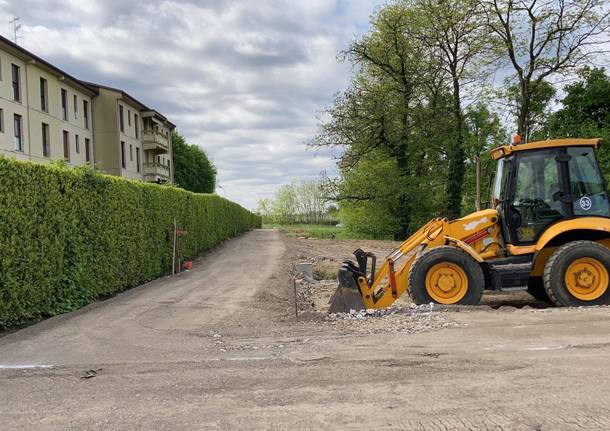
[0,0,384,209]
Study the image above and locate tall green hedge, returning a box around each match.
[0,157,261,328]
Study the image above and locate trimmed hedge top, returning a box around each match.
[0,157,261,328]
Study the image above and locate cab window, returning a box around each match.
[511,150,567,242]
[567,147,610,217]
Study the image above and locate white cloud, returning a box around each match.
[0,0,382,208]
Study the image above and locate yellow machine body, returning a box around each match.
[356,209,502,309]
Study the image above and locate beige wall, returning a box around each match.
[0,49,94,167]
[26,65,94,165]
[118,99,144,180]
[0,52,30,161]
[91,87,119,175]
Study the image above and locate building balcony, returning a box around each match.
[142,130,169,154]
[143,162,170,183]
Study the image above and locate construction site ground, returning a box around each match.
[2,229,610,430]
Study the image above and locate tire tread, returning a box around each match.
[543,240,610,306]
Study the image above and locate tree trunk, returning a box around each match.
[475,155,481,211]
[517,81,530,140]
[393,91,413,241]
[445,74,465,220]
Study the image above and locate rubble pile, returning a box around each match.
[294,269,459,334]
[323,304,460,334]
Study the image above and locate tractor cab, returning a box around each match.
[491,138,610,246]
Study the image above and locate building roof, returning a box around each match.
[82,82,176,129]
[0,34,175,129]
[0,34,98,97]
[490,138,602,160]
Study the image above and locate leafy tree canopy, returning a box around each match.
[172,131,217,194]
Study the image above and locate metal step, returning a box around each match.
[489,262,533,290]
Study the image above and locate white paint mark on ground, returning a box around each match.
[227,357,274,362]
[0,365,53,369]
[525,345,571,351]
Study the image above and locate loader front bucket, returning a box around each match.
[328,262,366,314]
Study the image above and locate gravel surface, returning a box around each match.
[3,230,610,430]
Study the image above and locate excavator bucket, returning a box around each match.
[328,262,366,313]
[328,249,374,314]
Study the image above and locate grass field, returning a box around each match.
[263,223,384,240]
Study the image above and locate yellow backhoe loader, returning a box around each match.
[330,137,610,312]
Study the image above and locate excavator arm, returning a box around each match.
[329,210,502,313]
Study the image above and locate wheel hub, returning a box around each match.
[437,274,456,292]
[425,263,468,304]
[565,257,608,301]
[574,268,594,289]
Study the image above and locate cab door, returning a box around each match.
[567,146,610,217]
[503,149,569,244]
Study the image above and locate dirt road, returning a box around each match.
[2,229,610,430]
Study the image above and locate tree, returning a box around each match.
[463,103,508,211]
[313,4,450,239]
[482,0,610,139]
[171,131,217,194]
[415,0,491,218]
[506,80,556,141]
[540,67,610,179]
[255,198,273,218]
[257,179,332,224]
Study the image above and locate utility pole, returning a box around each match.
[9,17,21,44]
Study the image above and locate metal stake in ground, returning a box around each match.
[172,217,177,275]
[293,277,298,319]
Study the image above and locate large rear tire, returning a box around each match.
[408,246,484,305]
[543,240,610,306]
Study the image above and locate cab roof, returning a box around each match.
[490,138,602,160]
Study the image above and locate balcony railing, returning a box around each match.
[143,162,170,183]
[142,130,169,153]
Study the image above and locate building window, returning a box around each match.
[121,141,126,168]
[11,64,20,102]
[0,109,4,132]
[61,89,68,121]
[85,138,91,163]
[129,144,133,161]
[128,109,131,126]
[134,114,139,139]
[136,147,140,173]
[75,134,80,154]
[63,131,70,161]
[42,123,50,157]
[14,114,22,151]
[40,77,48,112]
[119,105,124,132]
[83,100,89,129]
[73,95,78,118]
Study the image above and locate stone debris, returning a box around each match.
[320,303,460,334]
[295,276,459,334]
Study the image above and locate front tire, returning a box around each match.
[543,241,610,306]
[408,246,484,305]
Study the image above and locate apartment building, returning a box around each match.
[87,84,175,183]
[0,38,95,167]
[0,34,175,184]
